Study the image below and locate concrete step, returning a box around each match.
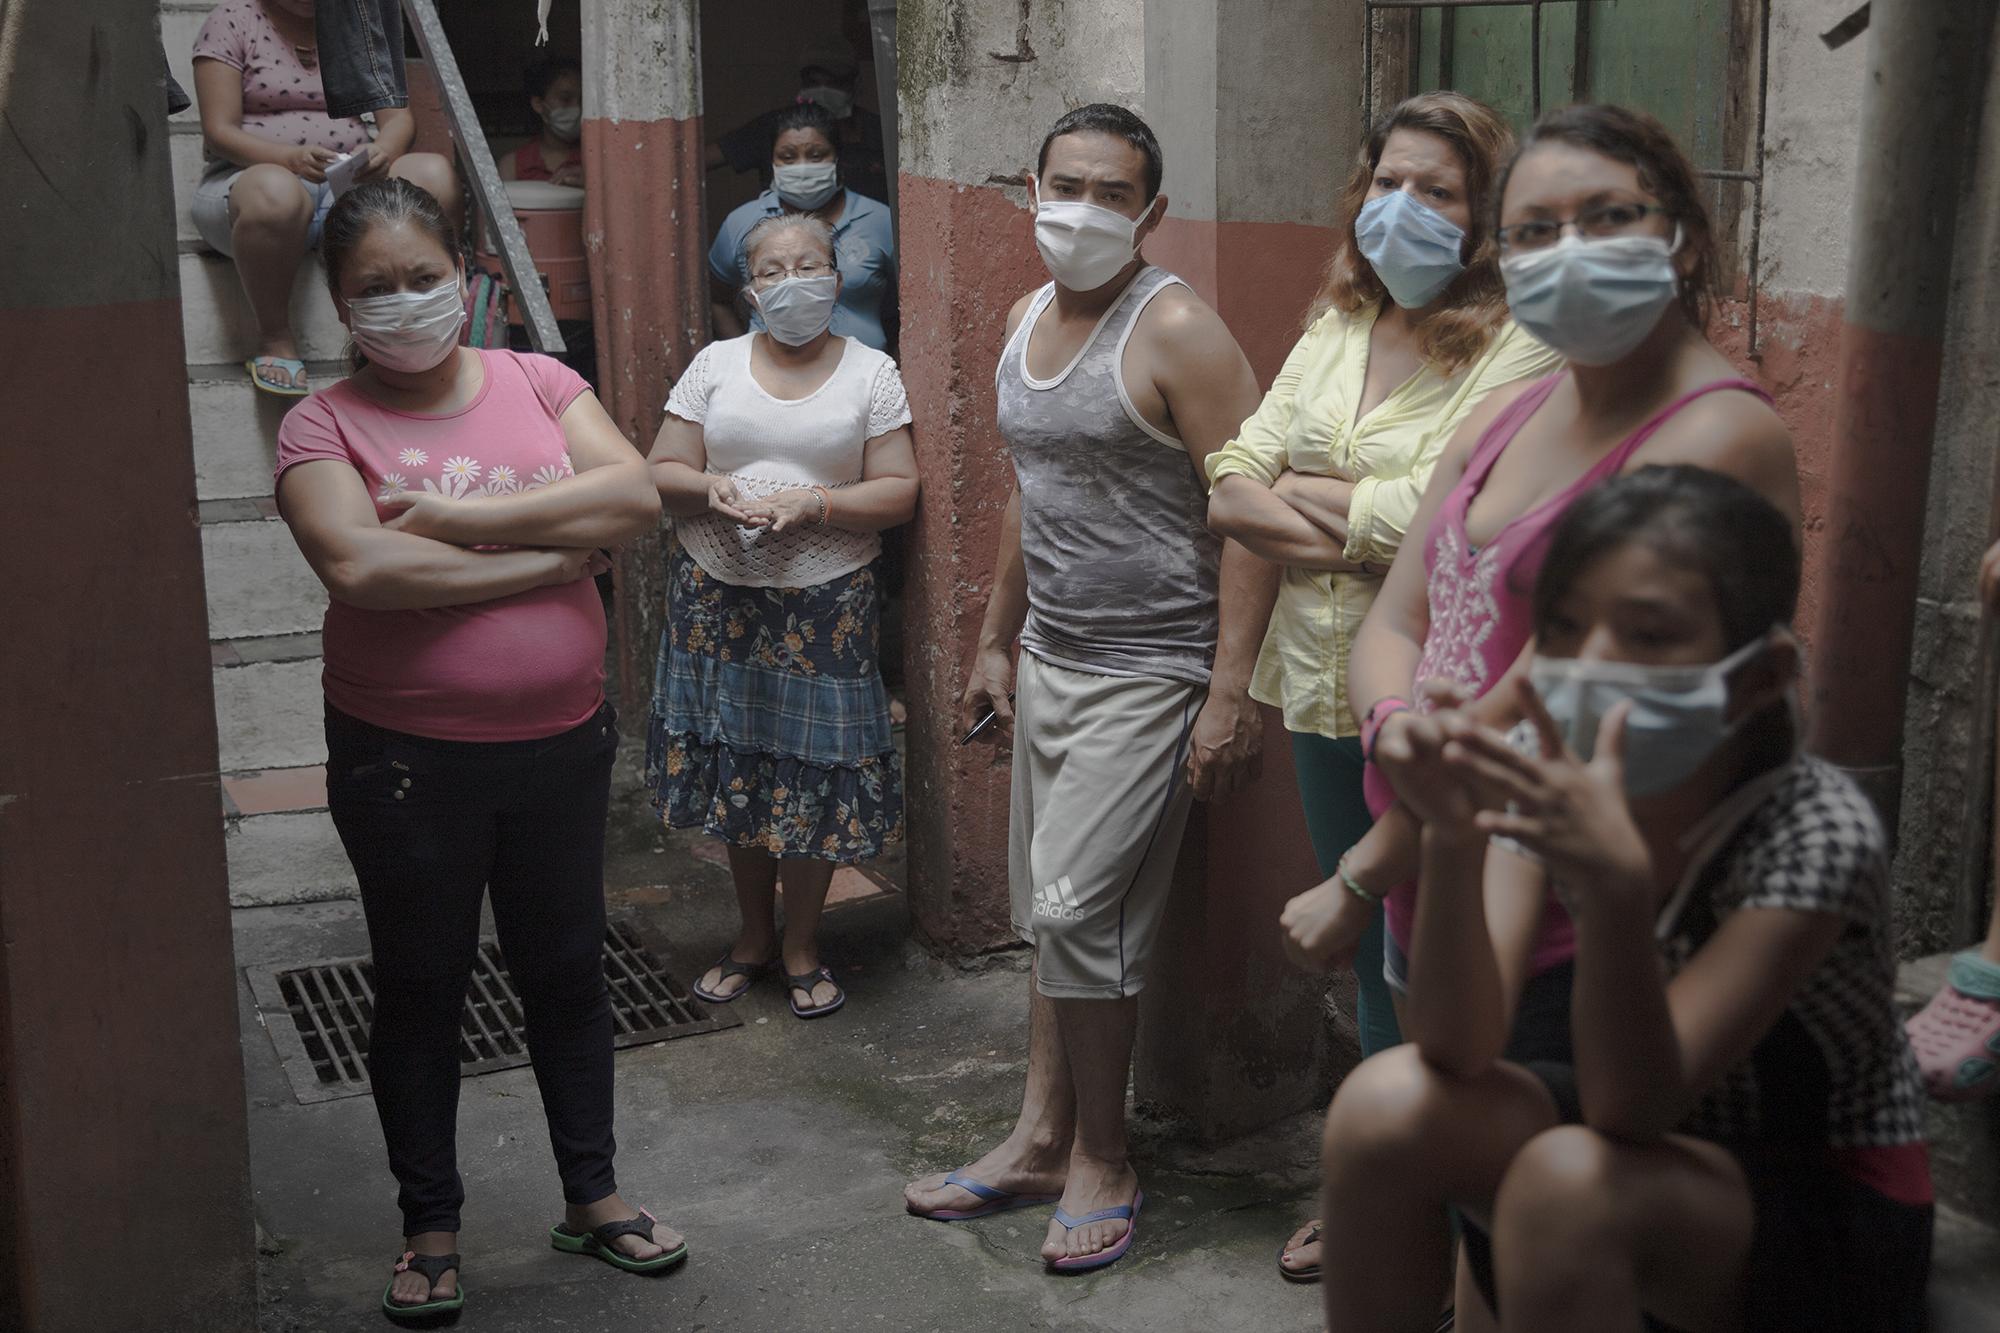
[201,518,328,641]
[160,3,207,117]
[213,658,325,772]
[171,126,207,244]
[189,367,343,501]
[1896,953,2000,1229]
[180,249,346,368]
[225,809,355,907]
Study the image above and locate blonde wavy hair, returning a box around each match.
[1307,91,1516,374]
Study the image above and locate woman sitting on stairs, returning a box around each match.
[190,0,462,398]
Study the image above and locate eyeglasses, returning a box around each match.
[1497,203,1672,253]
[750,261,835,288]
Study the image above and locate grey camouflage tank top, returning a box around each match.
[996,266,1220,685]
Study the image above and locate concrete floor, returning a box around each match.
[236,759,2000,1333]
[237,765,1330,1333]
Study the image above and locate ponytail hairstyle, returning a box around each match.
[321,177,461,373]
[1308,91,1516,373]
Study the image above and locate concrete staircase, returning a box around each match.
[167,0,355,907]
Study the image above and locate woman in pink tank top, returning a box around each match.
[1315,105,1801,1326]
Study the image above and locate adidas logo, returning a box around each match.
[1032,876,1083,920]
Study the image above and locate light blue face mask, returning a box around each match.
[1501,229,1681,366]
[1528,634,1773,798]
[752,273,839,345]
[773,160,840,211]
[1355,190,1467,309]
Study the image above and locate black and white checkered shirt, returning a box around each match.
[1661,756,1927,1149]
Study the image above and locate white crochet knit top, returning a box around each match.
[664,334,912,588]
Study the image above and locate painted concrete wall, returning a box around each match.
[0,0,256,1324]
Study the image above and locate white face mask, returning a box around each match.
[798,85,853,119]
[1529,634,1774,797]
[772,160,840,211]
[346,279,466,373]
[1502,228,1682,366]
[544,104,582,143]
[752,273,839,345]
[1032,185,1153,293]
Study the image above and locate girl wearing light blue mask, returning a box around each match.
[1203,92,1561,1287]
[1321,466,1932,1333]
[708,101,898,354]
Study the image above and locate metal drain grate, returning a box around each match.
[247,917,739,1104]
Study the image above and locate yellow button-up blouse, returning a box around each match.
[1206,305,1560,738]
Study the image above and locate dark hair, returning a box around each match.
[1501,103,1718,328]
[322,178,461,372]
[1309,91,1516,373]
[1036,103,1163,202]
[771,101,839,156]
[525,56,581,102]
[1533,465,1798,652]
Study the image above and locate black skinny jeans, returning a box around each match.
[326,702,620,1236]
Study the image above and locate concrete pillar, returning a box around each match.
[580,0,709,712]
[896,0,1147,953]
[0,2,257,1327]
[1133,0,1368,1137]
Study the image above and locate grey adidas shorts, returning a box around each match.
[1007,653,1202,999]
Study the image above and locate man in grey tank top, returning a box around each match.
[903,105,1276,1272]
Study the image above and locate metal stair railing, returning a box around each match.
[400,0,565,356]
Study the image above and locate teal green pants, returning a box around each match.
[1291,731,1402,1058]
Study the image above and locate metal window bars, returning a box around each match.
[1361,0,1773,353]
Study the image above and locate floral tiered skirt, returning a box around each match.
[647,546,903,863]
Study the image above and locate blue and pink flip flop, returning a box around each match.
[909,1170,1061,1222]
[1046,1190,1143,1274]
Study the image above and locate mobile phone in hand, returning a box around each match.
[959,693,1015,746]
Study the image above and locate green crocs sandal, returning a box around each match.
[381,1249,464,1321]
[549,1208,688,1274]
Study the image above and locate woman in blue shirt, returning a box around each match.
[709,102,897,354]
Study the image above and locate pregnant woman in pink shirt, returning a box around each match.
[275,179,673,1321]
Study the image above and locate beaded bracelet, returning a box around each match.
[810,485,831,525]
[1335,852,1385,904]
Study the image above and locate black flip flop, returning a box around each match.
[1278,1220,1322,1283]
[381,1249,464,1321]
[786,965,846,1019]
[549,1208,689,1274]
[689,952,773,1004]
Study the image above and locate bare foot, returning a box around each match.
[1041,1154,1138,1263]
[386,1230,457,1307]
[566,1193,684,1262]
[1280,1218,1321,1278]
[905,1133,1069,1217]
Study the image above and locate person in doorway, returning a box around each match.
[191,0,462,398]
[902,104,1271,1274]
[707,39,888,205]
[1322,465,1932,1333]
[500,57,584,188]
[1905,533,2000,1101]
[1327,101,1800,1327]
[646,214,918,1021]
[709,102,896,353]
[274,179,680,1320]
[1202,92,1558,1284]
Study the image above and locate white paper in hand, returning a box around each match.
[326,150,368,199]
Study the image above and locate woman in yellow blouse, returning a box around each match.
[1205,90,1558,1283]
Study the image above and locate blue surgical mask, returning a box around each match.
[1529,635,1773,797]
[1502,229,1681,366]
[1355,191,1467,309]
[752,273,839,345]
[773,160,840,211]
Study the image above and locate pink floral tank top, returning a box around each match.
[1373,371,1774,969]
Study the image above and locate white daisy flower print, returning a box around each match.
[398,448,428,467]
[483,464,521,495]
[441,456,482,484]
[529,463,568,489]
[376,472,408,500]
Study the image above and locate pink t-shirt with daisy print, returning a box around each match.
[276,350,606,742]
[192,0,370,159]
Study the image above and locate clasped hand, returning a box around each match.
[706,477,821,533]
[1374,676,1654,907]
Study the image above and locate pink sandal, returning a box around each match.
[1905,951,2000,1101]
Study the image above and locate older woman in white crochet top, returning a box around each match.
[646,214,920,1020]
